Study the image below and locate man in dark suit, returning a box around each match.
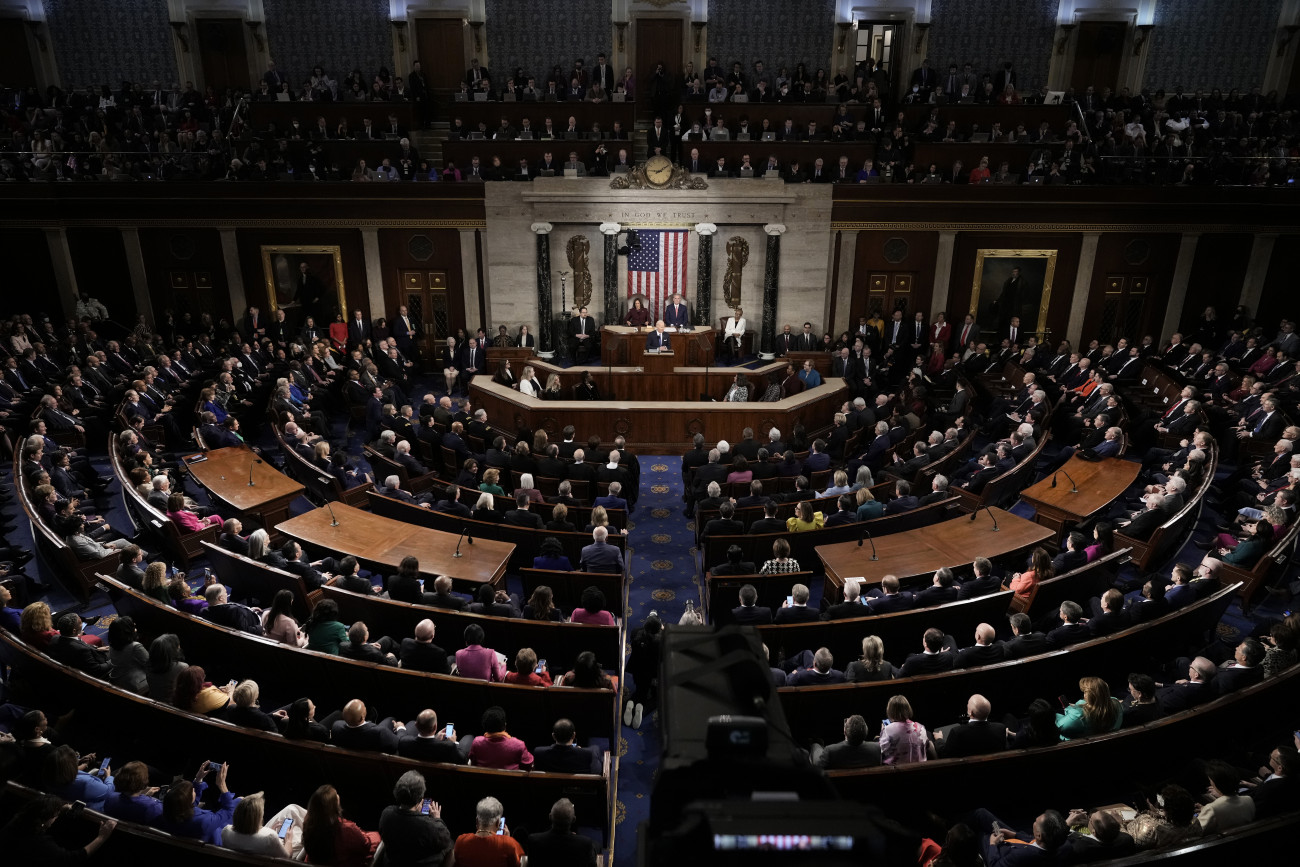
[567,306,598,360]
[884,480,920,514]
[730,584,773,625]
[645,320,672,353]
[775,583,820,623]
[914,567,960,606]
[900,628,957,677]
[579,526,624,573]
[46,614,112,677]
[330,699,403,752]
[702,502,744,539]
[532,718,599,774]
[1155,656,1217,713]
[866,575,916,614]
[1004,612,1050,660]
[787,647,847,685]
[1046,601,1092,648]
[1214,639,1266,694]
[663,296,691,329]
[201,585,265,634]
[711,544,755,576]
[398,619,450,674]
[955,623,1007,669]
[346,309,370,347]
[748,502,786,535]
[647,117,673,157]
[1051,532,1089,574]
[1119,492,1175,541]
[502,492,546,529]
[937,694,1008,758]
[823,494,859,527]
[822,579,870,620]
[397,709,466,763]
[811,715,882,769]
[525,797,599,867]
[426,575,470,611]
[434,485,472,518]
[971,809,1067,867]
[1087,589,1129,636]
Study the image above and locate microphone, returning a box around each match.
[857,527,878,560]
[1060,468,1079,493]
[453,524,472,558]
[247,457,263,487]
[968,504,1000,530]
[326,502,340,527]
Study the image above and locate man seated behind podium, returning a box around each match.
[502,492,545,529]
[866,574,916,614]
[711,544,756,576]
[663,294,690,329]
[645,320,671,352]
[731,584,773,624]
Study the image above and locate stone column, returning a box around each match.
[360,228,386,321]
[218,228,248,321]
[1161,233,1201,341]
[1239,233,1277,316]
[759,223,786,359]
[43,228,79,320]
[459,228,484,332]
[532,222,555,357]
[600,222,621,327]
[120,228,154,326]
[930,231,957,318]
[694,223,717,327]
[1066,233,1101,347]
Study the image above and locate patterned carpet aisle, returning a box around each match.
[613,454,695,867]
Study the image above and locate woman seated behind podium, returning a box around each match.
[166,492,222,532]
[575,370,600,400]
[786,500,824,532]
[491,359,515,387]
[542,373,564,400]
[472,491,500,523]
[1006,546,1052,601]
[723,372,750,402]
[518,365,542,398]
[625,297,652,328]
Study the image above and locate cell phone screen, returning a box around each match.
[420,799,431,816]
[786,595,794,606]
[278,818,293,839]
[99,757,111,773]
[497,817,506,835]
[445,723,454,738]
[881,718,890,731]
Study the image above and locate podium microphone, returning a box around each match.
[857,527,878,561]
[247,457,263,487]
[1061,468,1079,493]
[453,524,473,558]
[326,502,340,527]
[969,504,1000,530]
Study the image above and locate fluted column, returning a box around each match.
[759,223,786,359]
[600,222,621,327]
[532,222,554,356]
[694,223,717,327]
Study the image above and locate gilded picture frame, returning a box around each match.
[259,245,346,323]
[970,248,1057,342]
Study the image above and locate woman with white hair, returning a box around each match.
[514,473,544,503]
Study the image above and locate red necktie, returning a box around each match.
[961,325,970,344]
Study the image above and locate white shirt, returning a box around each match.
[725,317,746,338]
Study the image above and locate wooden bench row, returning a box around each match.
[1116,443,1218,572]
[110,438,218,567]
[13,453,114,603]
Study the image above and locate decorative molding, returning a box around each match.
[599,221,622,235]
[693,222,717,235]
[531,221,554,234]
[763,223,787,236]
[609,163,707,190]
[245,19,265,52]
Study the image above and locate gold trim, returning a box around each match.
[259,245,346,317]
[971,248,1057,342]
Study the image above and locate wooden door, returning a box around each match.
[0,18,37,90]
[414,18,465,100]
[854,272,917,326]
[196,18,251,93]
[635,18,683,113]
[1071,21,1126,93]
[159,270,226,330]
[1092,275,1153,347]
[400,271,460,351]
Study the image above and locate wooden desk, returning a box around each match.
[601,325,716,367]
[469,380,847,451]
[275,503,514,590]
[509,356,788,402]
[183,447,304,531]
[1018,456,1141,534]
[816,507,1052,600]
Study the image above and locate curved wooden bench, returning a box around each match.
[1117,443,1218,572]
[704,571,817,623]
[774,581,1240,746]
[0,629,612,842]
[1216,519,1300,614]
[274,425,373,507]
[951,433,1051,513]
[110,438,218,566]
[99,573,618,743]
[14,453,113,603]
[201,541,320,619]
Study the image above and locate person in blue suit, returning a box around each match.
[645,320,671,352]
[663,295,690,329]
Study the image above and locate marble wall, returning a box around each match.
[1144,0,1284,92]
[481,180,834,348]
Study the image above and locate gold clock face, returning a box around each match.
[645,155,674,188]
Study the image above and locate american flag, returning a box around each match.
[627,229,689,320]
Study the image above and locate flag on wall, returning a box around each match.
[627,229,689,320]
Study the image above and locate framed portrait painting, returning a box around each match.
[260,245,346,326]
[970,249,1057,342]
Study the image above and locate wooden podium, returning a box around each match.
[1018,456,1142,534]
[601,326,716,367]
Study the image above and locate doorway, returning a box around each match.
[414,17,465,102]
[1092,275,1153,347]
[853,272,918,327]
[0,18,38,91]
[855,21,899,97]
[635,18,683,117]
[400,271,459,350]
[1071,21,1127,93]
[196,18,251,93]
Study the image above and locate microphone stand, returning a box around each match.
[1060,468,1079,493]
[857,528,878,561]
[326,502,340,527]
[247,457,262,487]
[969,503,1000,530]
[453,524,470,557]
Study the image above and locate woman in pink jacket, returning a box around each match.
[166,493,222,532]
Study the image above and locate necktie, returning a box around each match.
[1011,328,1017,343]
[961,325,970,344]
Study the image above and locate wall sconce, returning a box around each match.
[469,20,484,55]
[1278,24,1300,57]
[1056,23,1076,55]
[24,20,47,52]
[1133,24,1153,55]
[392,20,408,52]
[913,22,930,54]
[245,20,265,52]
[615,22,627,53]
[692,21,705,53]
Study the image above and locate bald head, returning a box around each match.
[967,694,991,721]
[342,699,366,725]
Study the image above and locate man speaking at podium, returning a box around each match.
[646,320,671,353]
[663,294,690,329]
